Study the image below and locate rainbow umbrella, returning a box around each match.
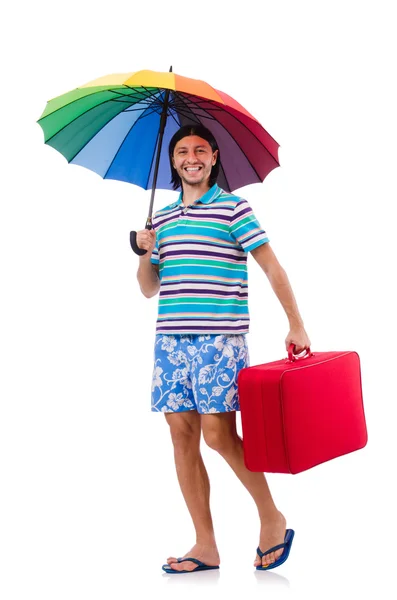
[37,67,280,255]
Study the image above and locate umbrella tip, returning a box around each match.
[169,65,173,72]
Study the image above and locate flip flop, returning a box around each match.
[256,529,295,571]
[162,557,220,574]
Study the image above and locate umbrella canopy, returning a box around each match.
[37,68,280,194]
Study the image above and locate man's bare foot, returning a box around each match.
[254,511,287,569]
[166,543,220,572]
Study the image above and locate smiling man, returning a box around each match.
[136,124,311,573]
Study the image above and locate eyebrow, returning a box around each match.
[176,145,208,150]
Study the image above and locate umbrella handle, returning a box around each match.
[130,221,152,255]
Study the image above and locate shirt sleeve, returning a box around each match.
[230,199,270,252]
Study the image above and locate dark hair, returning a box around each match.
[168,124,220,190]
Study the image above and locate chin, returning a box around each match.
[182,176,205,186]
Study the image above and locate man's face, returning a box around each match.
[172,135,218,188]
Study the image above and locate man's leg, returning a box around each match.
[164,411,221,572]
[201,412,286,568]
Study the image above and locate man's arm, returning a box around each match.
[137,259,160,298]
[250,242,304,328]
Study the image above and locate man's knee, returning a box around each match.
[202,417,238,453]
[165,411,201,449]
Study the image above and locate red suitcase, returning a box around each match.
[238,344,367,474]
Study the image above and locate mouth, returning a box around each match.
[184,166,202,173]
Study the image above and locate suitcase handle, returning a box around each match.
[287,343,313,362]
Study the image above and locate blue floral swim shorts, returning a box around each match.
[151,334,250,414]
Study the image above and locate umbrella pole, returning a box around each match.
[130,67,172,255]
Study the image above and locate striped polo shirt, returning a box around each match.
[150,184,269,334]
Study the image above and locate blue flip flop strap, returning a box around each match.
[177,557,206,567]
[257,541,287,558]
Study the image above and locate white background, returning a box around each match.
[1,1,396,598]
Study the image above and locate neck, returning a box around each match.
[181,181,211,206]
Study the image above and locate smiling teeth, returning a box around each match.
[185,167,200,171]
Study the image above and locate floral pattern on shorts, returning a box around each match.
[151,334,250,414]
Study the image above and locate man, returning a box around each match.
[136,124,311,573]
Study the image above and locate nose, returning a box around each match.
[185,150,198,163]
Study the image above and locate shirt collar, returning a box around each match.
[171,183,223,208]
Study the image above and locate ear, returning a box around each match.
[212,149,219,166]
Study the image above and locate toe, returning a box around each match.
[169,560,197,572]
[263,551,275,567]
[167,562,183,572]
[262,548,284,567]
[164,561,181,572]
[167,556,178,564]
